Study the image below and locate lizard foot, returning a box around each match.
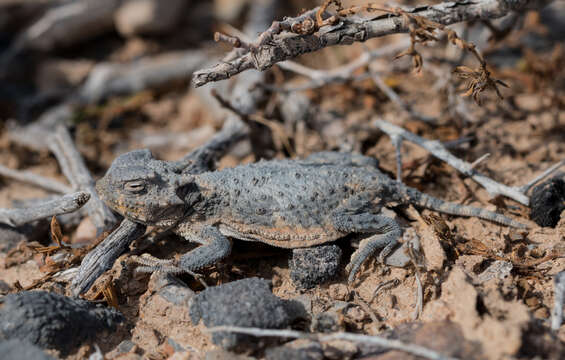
[130,253,208,288]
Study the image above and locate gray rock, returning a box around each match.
[0,339,54,360]
[190,278,302,350]
[0,291,123,355]
[289,245,342,289]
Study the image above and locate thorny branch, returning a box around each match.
[372,118,565,206]
[0,192,89,227]
[207,325,458,360]
[193,0,549,88]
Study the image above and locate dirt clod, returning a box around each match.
[290,245,342,289]
[189,278,303,350]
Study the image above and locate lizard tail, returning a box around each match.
[400,185,528,229]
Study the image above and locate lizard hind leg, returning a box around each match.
[332,213,402,282]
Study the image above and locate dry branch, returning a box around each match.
[193,0,549,87]
[11,0,119,52]
[261,39,409,92]
[70,219,147,296]
[79,50,209,103]
[372,118,565,206]
[0,191,89,227]
[207,325,458,360]
[0,164,72,194]
[48,125,118,233]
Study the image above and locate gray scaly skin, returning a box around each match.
[96,150,526,282]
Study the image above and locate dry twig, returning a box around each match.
[368,66,436,122]
[70,219,147,296]
[264,40,410,92]
[206,325,459,360]
[372,118,564,205]
[48,125,118,233]
[193,0,548,87]
[0,164,72,194]
[0,192,89,227]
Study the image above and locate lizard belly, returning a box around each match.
[218,221,343,248]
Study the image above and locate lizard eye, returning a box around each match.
[124,180,146,193]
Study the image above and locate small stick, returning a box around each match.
[271,40,410,92]
[71,219,147,296]
[353,291,381,325]
[469,153,490,170]
[48,125,118,233]
[0,191,89,227]
[370,278,400,303]
[369,68,436,123]
[206,325,459,360]
[0,164,72,194]
[372,118,564,206]
[411,262,424,320]
[551,271,565,331]
[518,159,565,194]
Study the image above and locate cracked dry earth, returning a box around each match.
[0,1,565,359]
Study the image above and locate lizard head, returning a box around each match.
[96,149,194,227]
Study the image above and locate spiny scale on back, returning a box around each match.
[96,150,526,282]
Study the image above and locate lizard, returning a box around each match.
[96,149,527,282]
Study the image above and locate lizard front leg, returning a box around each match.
[132,225,232,279]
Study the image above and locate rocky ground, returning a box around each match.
[0,0,565,359]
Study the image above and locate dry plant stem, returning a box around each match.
[0,191,89,227]
[372,118,564,206]
[412,267,423,320]
[270,40,410,92]
[371,278,400,303]
[193,0,545,87]
[207,326,458,360]
[49,125,118,233]
[0,164,72,194]
[551,271,565,331]
[369,68,436,123]
[71,219,147,296]
[517,159,565,193]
